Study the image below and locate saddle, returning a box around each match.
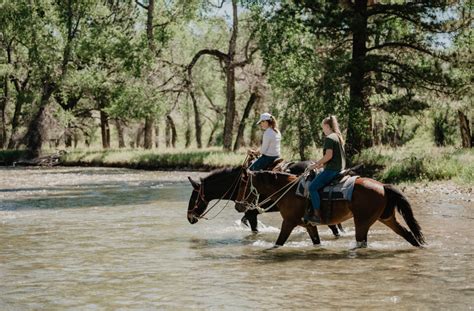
[297,165,360,223]
[296,165,361,201]
[267,158,285,171]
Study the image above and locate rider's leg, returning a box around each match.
[307,169,339,223]
[242,155,277,232]
[249,155,277,171]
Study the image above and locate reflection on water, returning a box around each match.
[0,167,473,309]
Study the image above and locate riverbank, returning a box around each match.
[1,146,472,185]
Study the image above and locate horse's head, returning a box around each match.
[187,166,244,223]
[187,176,207,224]
[235,169,258,213]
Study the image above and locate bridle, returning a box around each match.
[189,164,247,220]
[235,173,260,210]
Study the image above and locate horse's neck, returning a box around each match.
[254,173,293,196]
[205,172,239,200]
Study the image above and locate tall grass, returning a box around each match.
[354,145,473,184]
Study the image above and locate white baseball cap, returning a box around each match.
[256,112,272,125]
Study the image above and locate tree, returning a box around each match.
[187,0,259,150]
[269,0,468,155]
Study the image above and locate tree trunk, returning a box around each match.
[0,75,8,148]
[207,120,219,147]
[146,0,155,52]
[458,110,472,148]
[222,0,239,151]
[346,0,372,156]
[115,119,126,148]
[189,90,202,148]
[100,109,110,149]
[9,77,30,149]
[64,123,73,148]
[233,91,259,151]
[136,125,144,148]
[155,125,159,148]
[166,115,177,148]
[144,116,154,149]
[25,81,55,158]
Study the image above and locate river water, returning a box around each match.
[0,167,472,310]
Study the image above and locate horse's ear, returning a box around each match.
[188,176,200,190]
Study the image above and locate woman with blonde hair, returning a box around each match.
[305,115,346,224]
[247,112,281,171]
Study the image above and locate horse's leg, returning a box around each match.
[379,216,422,247]
[353,215,378,249]
[337,223,345,233]
[328,225,340,238]
[306,224,321,245]
[275,219,297,247]
[242,210,259,233]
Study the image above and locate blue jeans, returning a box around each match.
[309,169,339,211]
[249,155,278,171]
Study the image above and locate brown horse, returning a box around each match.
[186,166,343,238]
[235,170,425,248]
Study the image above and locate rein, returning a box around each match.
[238,169,308,214]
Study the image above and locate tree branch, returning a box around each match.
[367,42,449,61]
[135,0,149,10]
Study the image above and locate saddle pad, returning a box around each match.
[296,174,358,201]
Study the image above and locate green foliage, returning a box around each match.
[354,145,473,184]
[432,109,457,146]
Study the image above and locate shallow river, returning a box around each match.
[0,167,472,310]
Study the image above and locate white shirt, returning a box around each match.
[261,128,281,157]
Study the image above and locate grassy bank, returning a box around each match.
[1,146,472,185]
[353,145,473,185]
[60,147,246,171]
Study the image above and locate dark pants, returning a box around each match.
[309,169,339,211]
[249,155,278,171]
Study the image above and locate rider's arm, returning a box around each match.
[260,130,270,156]
[312,149,333,169]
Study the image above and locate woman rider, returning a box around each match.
[247,112,281,171]
[305,115,346,224]
[240,113,281,231]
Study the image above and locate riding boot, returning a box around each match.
[306,209,322,224]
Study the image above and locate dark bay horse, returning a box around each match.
[235,170,425,248]
[186,165,343,237]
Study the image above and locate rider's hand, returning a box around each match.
[247,149,258,156]
[309,162,320,170]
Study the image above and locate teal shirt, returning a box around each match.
[323,133,346,171]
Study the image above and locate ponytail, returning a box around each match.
[323,115,345,145]
[268,116,280,133]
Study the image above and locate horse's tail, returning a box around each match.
[383,184,425,245]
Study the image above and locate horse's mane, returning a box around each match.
[252,171,296,185]
[202,166,242,183]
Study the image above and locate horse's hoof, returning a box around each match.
[251,230,259,234]
[352,241,367,249]
[264,245,281,251]
[334,234,340,239]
